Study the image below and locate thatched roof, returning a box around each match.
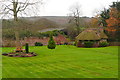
[76,29,108,40]
[99,31,108,39]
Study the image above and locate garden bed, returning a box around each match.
[2,52,37,57]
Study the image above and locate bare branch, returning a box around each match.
[18,3,29,12]
[17,0,43,12]
[3,4,14,11]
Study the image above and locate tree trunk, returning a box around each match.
[13,2,22,51]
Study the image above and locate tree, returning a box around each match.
[110,1,120,11]
[106,9,120,29]
[105,7,120,41]
[1,0,43,51]
[99,1,120,41]
[99,1,120,28]
[47,35,56,49]
[99,8,110,27]
[105,2,120,32]
[68,3,83,35]
[89,15,100,28]
[25,43,29,53]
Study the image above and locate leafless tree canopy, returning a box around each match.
[68,3,83,34]
[0,0,44,19]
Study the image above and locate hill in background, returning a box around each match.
[2,16,91,32]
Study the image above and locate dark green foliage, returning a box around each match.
[35,30,66,38]
[116,30,120,41]
[110,2,120,11]
[99,18,107,27]
[100,9,110,19]
[99,9,110,27]
[64,42,68,45]
[2,53,8,56]
[47,35,56,49]
[15,53,19,56]
[105,30,120,42]
[53,30,66,35]
[35,42,43,46]
[99,42,109,47]
[84,41,94,48]
[74,41,77,46]
[25,43,29,53]
[41,31,58,37]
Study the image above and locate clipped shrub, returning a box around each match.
[15,53,19,56]
[74,41,77,46]
[35,42,43,46]
[2,53,8,56]
[99,41,109,47]
[64,42,68,45]
[47,35,56,49]
[84,41,94,48]
[25,43,29,53]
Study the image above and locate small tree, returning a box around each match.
[25,43,29,53]
[47,35,56,49]
[1,0,43,51]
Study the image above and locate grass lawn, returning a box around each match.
[1,45,118,78]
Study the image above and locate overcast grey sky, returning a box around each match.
[1,0,120,18]
[40,0,119,17]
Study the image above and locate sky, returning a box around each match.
[0,0,120,18]
[39,0,119,17]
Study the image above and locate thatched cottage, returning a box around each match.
[76,28,108,47]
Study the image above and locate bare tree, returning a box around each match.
[1,0,43,51]
[68,3,83,35]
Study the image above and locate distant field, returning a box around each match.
[1,45,118,78]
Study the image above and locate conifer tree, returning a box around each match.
[47,35,56,49]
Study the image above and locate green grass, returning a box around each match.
[1,45,118,78]
[0,47,2,79]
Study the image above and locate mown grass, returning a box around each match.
[0,47,2,79]
[1,45,118,78]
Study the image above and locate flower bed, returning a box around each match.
[2,52,37,57]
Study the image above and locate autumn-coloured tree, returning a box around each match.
[106,8,120,32]
[105,7,120,41]
[98,1,120,41]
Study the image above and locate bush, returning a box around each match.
[64,42,68,45]
[2,53,8,56]
[15,53,19,56]
[74,41,77,46]
[99,42,109,47]
[47,35,56,49]
[25,43,29,53]
[35,42,43,46]
[84,41,94,48]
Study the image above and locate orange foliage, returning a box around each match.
[105,27,116,32]
[106,17,120,27]
[106,8,120,32]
